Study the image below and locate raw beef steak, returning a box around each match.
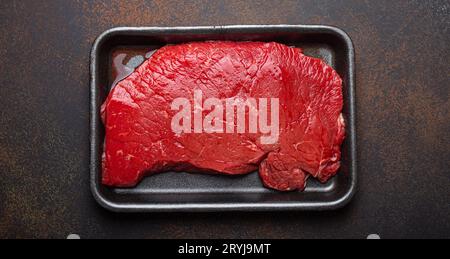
[101,41,345,191]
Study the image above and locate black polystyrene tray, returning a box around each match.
[90,25,357,212]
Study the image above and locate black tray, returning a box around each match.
[90,25,357,212]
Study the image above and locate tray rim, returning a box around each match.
[90,25,357,212]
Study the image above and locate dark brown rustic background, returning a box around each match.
[0,0,449,239]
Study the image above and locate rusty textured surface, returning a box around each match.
[0,0,449,238]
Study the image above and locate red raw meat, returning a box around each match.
[102,41,345,191]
